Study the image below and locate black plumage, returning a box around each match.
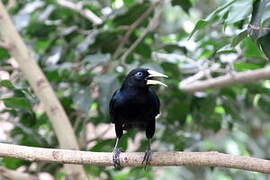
[109,67,167,168]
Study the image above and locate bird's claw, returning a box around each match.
[112,148,122,168]
[142,149,152,169]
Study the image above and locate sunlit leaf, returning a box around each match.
[188,20,207,39]
[234,62,261,72]
[0,80,15,89]
[226,0,252,24]
[231,29,248,47]
[1,97,32,110]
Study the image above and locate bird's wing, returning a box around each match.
[149,89,160,116]
[109,89,120,123]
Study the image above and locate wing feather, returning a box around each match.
[109,89,120,123]
[149,89,160,116]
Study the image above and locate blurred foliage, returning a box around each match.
[1,0,270,179]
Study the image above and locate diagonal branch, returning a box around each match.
[112,1,160,60]
[120,5,162,64]
[57,0,102,25]
[0,2,87,180]
[180,66,270,93]
[0,143,270,174]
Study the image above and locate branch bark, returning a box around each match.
[0,143,270,174]
[180,66,270,93]
[0,2,87,180]
[0,167,39,180]
[120,5,161,64]
[112,1,159,60]
[57,0,102,25]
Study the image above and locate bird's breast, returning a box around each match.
[115,89,158,126]
[120,101,149,117]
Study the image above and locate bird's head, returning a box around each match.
[122,68,168,89]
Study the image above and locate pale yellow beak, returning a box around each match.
[146,70,168,87]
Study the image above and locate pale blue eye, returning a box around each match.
[135,72,143,79]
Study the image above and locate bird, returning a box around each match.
[109,67,167,168]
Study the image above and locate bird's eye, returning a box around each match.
[135,72,143,79]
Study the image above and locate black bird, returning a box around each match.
[109,67,167,168]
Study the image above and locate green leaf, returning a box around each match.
[188,20,207,39]
[113,2,150,26]
[90,139,112,152]
[0,48,10,61]
[1,97,32,110]
[171,0,192,13]
[3,158,27,170]
[26,22,56,40]
[189,0,237,39]
[241,37,264,59]
[258,31,270,59]
[234,62,261,72]
[0,80,15,89]
[134,43,151,58]
[216,45,236,54]
[94,30,121,53]
[267,129,270,141]
[162,44,188,53]
[124,0,135,5]
[231,30,248,47]
[205,0,237,21]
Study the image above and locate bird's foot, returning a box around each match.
[142,148,152,169]
[112,148,122,168]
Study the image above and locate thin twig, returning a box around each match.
[248,24,270,31]
[57,0,102,25]
[112,1,160,60]
[1,143,270,174]
[180,66,270,93]
[120,7,161,64]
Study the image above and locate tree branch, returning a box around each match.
[180,66,270,93]
[0,2,87,179]
[249,24,270,31]
[0,167,39,180]
[0,40,8,48]
[112,1,160,60]
[57,0,102,25]
[0,143,270,174]
[6,0,16,10]
[120,5,161,64]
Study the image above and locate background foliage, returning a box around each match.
[1,0,270,179]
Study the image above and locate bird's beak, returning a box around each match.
[146,69,168,87]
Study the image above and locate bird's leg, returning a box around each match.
[112,138,122,168]
[142,139,152,169]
